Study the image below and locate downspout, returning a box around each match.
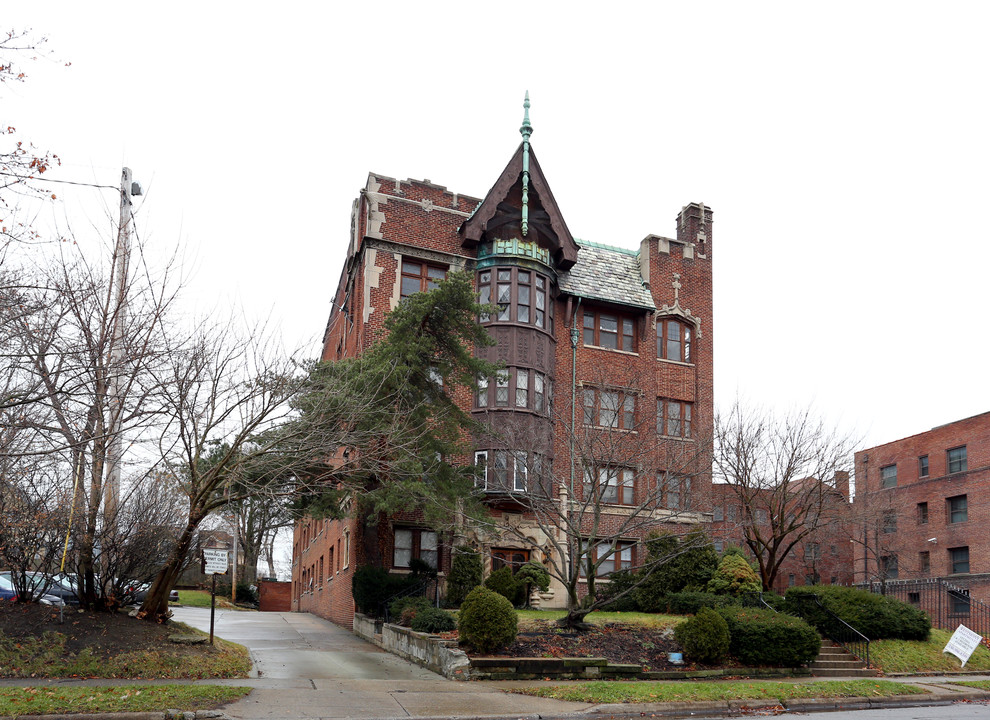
[567,297,582,585]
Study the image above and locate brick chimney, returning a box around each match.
[676,202,712,257]
[832,470,850,499]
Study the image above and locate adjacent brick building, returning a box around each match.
[853,411,990,605]
[292,99,715,626]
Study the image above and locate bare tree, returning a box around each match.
[471,359,713,630]
[714,402,857,591]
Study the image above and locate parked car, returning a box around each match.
[0,573,65,606]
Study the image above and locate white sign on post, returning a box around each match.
[203,549,230,575]
[943,624,983,667]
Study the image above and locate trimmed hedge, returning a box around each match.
[458,587,518,653]
[390,595,433,625]
[484,566,525,606]
[410,606,456,633]
[352,566,416,616]
[673,606,730,664]
[718,605,821,667]
[664,591,736,615]
[785,585,931,641]
[445,545,483,606]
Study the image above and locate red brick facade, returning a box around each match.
[853,412,990,603]
[293,116,715,627]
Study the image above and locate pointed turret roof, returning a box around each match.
[460,94,579,270]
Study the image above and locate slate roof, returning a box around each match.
[557,241,656,311]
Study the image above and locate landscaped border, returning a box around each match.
[351,613,813,681]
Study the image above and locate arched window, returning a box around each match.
[657,318,692,363]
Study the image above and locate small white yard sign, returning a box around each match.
[943,624,983,667]
[203,548,230,575]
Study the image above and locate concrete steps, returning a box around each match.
[809,640,878,677]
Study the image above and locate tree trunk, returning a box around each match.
[138,511,204,622]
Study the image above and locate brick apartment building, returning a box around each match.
[709,475,855,595]
[853,411,990,605]
[291,99,715,626]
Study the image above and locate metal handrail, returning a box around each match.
[378,576,438,623]
[791,594,871,668]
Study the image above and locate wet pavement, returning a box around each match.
[170,607,592,719]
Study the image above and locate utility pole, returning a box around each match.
[104,168,141,533]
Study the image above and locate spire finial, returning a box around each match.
[520,90,533,141]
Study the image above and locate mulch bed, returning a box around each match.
[470,620,726,672]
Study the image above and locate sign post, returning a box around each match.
[202,549,230,645]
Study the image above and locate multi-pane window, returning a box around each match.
[881,554,898,579]
[581,540,634,577]
[477,268,552,330]
[950,546,970,574]
[919,455,929,477]
[948,495,968,523]
[664,473,691,510]
[713,506,724,522]
[393,528,439,570]
[477,450,538,494]
[919,551,930,575]
[583,310,636,351]
[657,318,692,362]
[583,388,636,429]
[658,399,693,438]
[474,451,488,489]
[400,260,446,298]
[947,446,967,474]
[584,466,635,505]
[882,511,897,534]
[513,451,528,492]
[917,502,929,524]
[804,542,822,563]
[477,368,551,415]
[880,464,897,489]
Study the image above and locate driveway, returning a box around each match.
[170,606,591,719]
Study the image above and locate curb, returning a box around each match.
[2,712,226,720]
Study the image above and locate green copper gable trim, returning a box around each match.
[520,91,532,236]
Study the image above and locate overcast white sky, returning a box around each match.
[5,1,989,454]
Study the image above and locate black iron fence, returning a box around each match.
[861,578,990,640]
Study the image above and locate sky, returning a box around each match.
[5,1,989,459]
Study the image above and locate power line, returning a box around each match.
[0,171,117,191]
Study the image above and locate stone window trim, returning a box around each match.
[582,308,638,353]
[656,317,694,364]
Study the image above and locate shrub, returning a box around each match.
[598,568,640,612]
[665,591,736,615]
[707,554,762,596]
[718,605,821,666]
[633,529,719,612]
[514,562,550,606]
[390,595,433,625]
[458,587,518,653]
[410,606,457,634]
[445,545,483,606]
[484,566,524,606]
[352,565,415,616]
[785,585,930,641]
[673,606,730,664]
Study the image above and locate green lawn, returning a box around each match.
[0,685,251,716]
[515,679,926,704]
[870,628,990,673]
[516,609,683,629]
[176,589,249,610]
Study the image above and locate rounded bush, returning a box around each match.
[718,605,821,666]
[411,606,457,634]
[390,595,432,625]
[458,587,518,653]
[673,606,730,664]
[483,566,524,606]
[707,554,761,596]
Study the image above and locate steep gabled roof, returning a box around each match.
[557,241,656,311]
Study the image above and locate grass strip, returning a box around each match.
[870,628,990,673]
[514,679,927,704]
[949,680,990,690]
[0,685,250,716]
[175,590,245,610]
[0,622,251,679]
